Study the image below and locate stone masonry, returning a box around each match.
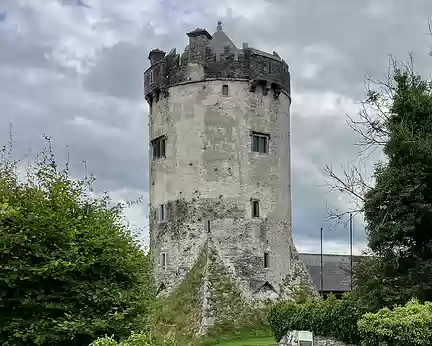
[144,22,316,330]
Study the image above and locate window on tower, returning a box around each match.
[204,219,211,233]
[251,132,269,154]
[264,252,269,268]
[222,84,229,95]
[252,200,260,218]
[158,204,167,223]
[160,252,167,270]
[151,135,166,160]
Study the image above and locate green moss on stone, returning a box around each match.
[153,245,207,342]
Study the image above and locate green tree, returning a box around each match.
[0,136,154,346]
[325,62,432,310]
[362,69,432,306]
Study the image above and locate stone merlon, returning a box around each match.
[144,23,290,104]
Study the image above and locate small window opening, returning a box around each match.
[252,132,269,154]
[222,85,229,95]
[161,253,167,269]
[252,200,260,218]
[158,204,167,222]
[204,219,211,233]
[264,252,269,268]
[268,62,272,74]
[151,136,166,160]
[149,70,154,83]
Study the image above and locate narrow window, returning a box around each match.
[251,132,269,154]
[252,200,260,218]
[159,204,167,222]
[161,253,167,269]
[268,62,272,74]
[151,136,166,160]
[222,85,229,96]
[204,219,211,233]
[149,70,154,84]
[264,252,269,268]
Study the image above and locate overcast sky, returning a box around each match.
[1,0,431,254]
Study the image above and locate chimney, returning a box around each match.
[148,49,166,66]
[242,42,249,49]
[186,28,212,65]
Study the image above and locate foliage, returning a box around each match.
[358,299,432,346]
[360,68,432,308]
[0,137,154,346]
[152,246,207,344]
[151,242,271,346]
[90,332,179,346]
[325,60,432,311]
[268,295,364,344]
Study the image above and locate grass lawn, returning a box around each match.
[214,337,277,346]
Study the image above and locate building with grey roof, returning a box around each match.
[299,253,362,298]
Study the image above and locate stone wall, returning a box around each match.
[149,79,296,298]
[314,336,355,346]
[146,26,317,332]
[144,32,290,105]
[278,334,355,346]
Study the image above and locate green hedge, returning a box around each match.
[358,299,432,346]
[268,295,363,344]
[90,332,179,346]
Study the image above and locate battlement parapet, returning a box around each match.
[144,26,290,104]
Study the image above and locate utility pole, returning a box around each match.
[320,227,323,297]
[349,213,353,291]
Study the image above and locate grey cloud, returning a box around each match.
[1,0,431,254]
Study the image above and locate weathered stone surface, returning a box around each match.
[278,333,354,346]
[314,336,354,346]
[146,23,317,332]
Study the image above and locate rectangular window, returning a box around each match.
[252,200,260,218]
[268,62,272,74]
[161,253,167,269]
[151,136,166,160]
[264,252,269,268]
[149,70,154,83]
[251,132,269,154]
[222,85,229,96]
[204,219,211,233]
[158,204,167,222]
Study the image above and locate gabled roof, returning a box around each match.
[299,253,364,292]
[210,21,238,55]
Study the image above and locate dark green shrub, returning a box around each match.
[90,332,179,346]
[268,295,364,344]
[0,142,154,345]
[358,299,432,346]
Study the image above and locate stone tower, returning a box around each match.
[144,22,315,328]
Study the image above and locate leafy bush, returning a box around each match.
[358,299,432,346]
[0,140,154,345]
[90,332,179,346]
[268,295,364,344]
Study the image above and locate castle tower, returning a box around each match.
[144,22,315,328]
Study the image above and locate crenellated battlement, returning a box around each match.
[144,24,290,105]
